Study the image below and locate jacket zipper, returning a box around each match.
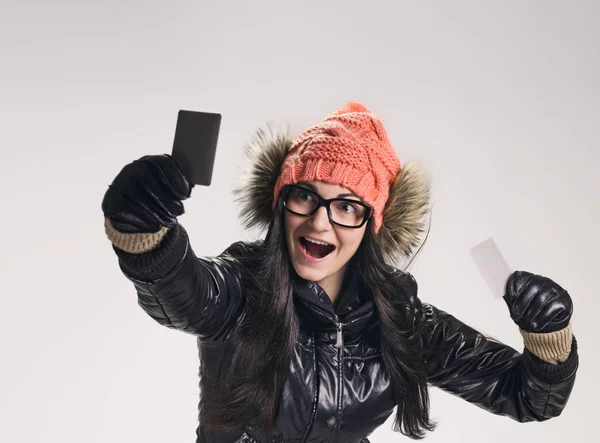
[301,310,372,443]
[334,316,345,440]
[334,309,372,349]
[335,321,344,348]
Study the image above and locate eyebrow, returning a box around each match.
[298,182,359,199]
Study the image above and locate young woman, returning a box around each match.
[102,102,578,443]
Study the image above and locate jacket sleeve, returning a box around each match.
[391,267,581,423]
[111,222,254,342]
[415,300,578,422]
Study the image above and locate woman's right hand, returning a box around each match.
[102,154,193,233]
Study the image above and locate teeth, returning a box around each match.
[304,237,331,246]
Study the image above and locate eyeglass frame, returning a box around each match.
[281,184,373,229]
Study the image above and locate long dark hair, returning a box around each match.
[199,196,435,439]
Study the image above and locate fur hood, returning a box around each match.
[233,124,432,268]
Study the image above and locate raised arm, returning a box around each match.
[101,154,251,341]
[399,272,578,422]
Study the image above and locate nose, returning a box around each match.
[308,206,332,231]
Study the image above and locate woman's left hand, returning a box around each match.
[503,271,573,333]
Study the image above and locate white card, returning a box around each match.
[469,237,512,299]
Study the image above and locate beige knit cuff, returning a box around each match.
[520,323,573,365]
[104,217,169,254]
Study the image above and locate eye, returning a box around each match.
[294,189,315,202]
[338,202,358,213]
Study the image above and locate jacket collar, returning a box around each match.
[293,269,375,335]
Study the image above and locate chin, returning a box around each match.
[293,263,331,283]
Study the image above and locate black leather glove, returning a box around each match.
[503,271,573,333]
[101,154,193,233]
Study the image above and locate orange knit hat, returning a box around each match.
[273,101,401,232]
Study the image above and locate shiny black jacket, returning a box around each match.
[114,225,578,443]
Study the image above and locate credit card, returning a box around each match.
[470,237,512,299]
[171,110,221,186]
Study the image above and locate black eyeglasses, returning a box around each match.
[282,185,372,228]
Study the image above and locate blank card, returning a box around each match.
[470,237,512,299]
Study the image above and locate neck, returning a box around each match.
[317,265,347,303]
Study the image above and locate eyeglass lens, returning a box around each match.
[285,187,368,227]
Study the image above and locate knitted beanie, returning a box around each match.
[273,101,401,232]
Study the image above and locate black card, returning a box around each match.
[171,110,221,186]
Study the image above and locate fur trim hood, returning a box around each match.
[233,124,432,267]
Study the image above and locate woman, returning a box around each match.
[101,102,578,443]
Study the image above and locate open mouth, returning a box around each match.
[299,236,336,259]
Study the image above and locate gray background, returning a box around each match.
[1,1,598,442]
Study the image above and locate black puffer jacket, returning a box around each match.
[114,224,578,443]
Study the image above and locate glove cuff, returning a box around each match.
[520,323,573,365]
[104,217,169,253]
